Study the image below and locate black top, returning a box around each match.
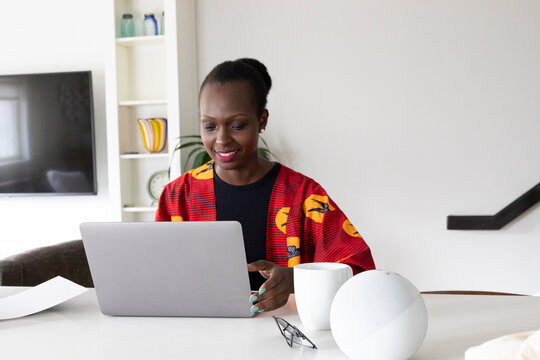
[214,163,281,290]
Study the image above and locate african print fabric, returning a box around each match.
[155,161,375,274]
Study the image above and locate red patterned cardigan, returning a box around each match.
[155,162,375,275]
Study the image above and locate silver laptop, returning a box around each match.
[80,221,254,318]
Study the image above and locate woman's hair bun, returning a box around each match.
[238,58,272,93]
[200,57,272,116]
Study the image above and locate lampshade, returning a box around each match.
[330,270,428,360]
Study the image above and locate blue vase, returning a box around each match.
[143,13,158,36]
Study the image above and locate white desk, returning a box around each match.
[2,287,540,359]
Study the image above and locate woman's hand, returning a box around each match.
[247,260,294,313]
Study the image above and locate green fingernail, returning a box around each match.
[251,306,259,313]
[249,295,257,302]
[258,288,266,295]
[258,309,264,313]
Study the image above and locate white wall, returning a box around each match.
[196,0,540,293]
[0,0,112,257]
[1,0,538,295]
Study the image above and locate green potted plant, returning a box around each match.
[172,135,274,171]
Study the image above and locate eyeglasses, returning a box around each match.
[273,316,318,349]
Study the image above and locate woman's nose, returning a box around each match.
[216,128,231,145]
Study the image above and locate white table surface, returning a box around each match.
[2,287,540,359]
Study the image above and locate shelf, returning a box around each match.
[122,206,157,213]
[120,153,168,159]
[107,0,198,222]
[116,35,165,47]
[118,99,167,107]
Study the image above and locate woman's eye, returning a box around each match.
[231,123,245,130]
[202,124,215,131]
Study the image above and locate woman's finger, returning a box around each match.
[256,269,284,298]
[247,260,274,272]
[251,288,290,313]
[248,267,282,305]
[247,261,293,311]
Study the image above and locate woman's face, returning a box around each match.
[199,81,267,175]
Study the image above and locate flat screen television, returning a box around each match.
[0,71,96,195]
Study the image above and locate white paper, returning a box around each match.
[0,276,88,320]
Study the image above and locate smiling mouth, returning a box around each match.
[217,150,237,156]
[215,150,239,162]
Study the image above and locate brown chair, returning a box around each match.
[0,240,93,287]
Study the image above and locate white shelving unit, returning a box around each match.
[116,35,165,47]
[105,0,198,222]
[120,153,169,160]
[118,99,167,107]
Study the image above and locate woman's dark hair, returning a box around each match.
[200,58,272,117]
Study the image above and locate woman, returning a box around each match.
[156,58,375,313]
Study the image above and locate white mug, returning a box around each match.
[294,262,353,330]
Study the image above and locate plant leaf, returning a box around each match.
[257,147,269,159]
[258,147,274,160]
[175,141,204,152]
[192,150,209,169]
[259,136,270,149]
[202,152,212,164]
[184,147,203,170]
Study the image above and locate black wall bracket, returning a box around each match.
[447,182,540,230]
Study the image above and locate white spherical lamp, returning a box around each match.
[330,270,428,360]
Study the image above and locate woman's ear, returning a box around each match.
[259,109,269,133]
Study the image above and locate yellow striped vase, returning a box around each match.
[137,118,168,153]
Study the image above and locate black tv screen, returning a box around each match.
[0,71,96,195]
